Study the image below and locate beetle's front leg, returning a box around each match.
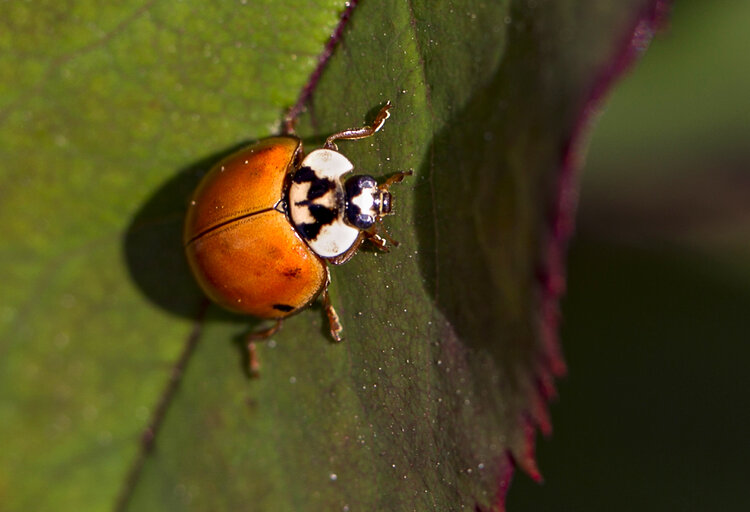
[364,231,389,251]
[364,225,399,251]
[381,169,413,189]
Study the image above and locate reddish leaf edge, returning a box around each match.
[506,0,674,508]
[285,0,360,124]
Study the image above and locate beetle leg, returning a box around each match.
[321,288,343,342]
[283,104,302,135]
[377,226,400,249]
[324,101,392,150]
[381,169,413,189]
[247,341,261,377]
[246,319,283,377]
[363,222,401,251]
[326,232,366,266]
[367,232,389,251]
[363,228,392,251]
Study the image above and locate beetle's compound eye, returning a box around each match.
[345,175,378,229]
[379,191,392,215]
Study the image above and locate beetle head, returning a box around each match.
[344,174,393,230]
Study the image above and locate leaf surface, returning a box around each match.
[0,0,664,510]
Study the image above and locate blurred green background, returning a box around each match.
[508,0,750,509]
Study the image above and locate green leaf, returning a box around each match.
[0,1,344,509]
[0,0,664,510]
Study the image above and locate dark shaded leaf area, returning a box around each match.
[0,0,665,511]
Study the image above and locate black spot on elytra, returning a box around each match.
[272,304,295,312]
[282,267,302,278]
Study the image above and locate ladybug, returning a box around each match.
[184,102,409,356]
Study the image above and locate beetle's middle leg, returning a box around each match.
[321,288,343,342]
[246,319,283,377]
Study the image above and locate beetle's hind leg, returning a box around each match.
[321,288,343,342]
[324,101,392,150]
[246,319,283,377]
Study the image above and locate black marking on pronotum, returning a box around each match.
[310,204,337,225]
[292,165,336,204]
[292,166,317,184]
[298,223,322,241]
[306,177,335,200]
[272,304,295,312]
[296,204,337,240]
